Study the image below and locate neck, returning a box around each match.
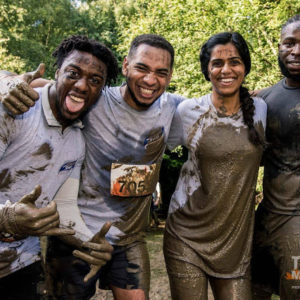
[211,91,240,116]
[286,77,300,88]
[120,84,148,111]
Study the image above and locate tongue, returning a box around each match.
[65,96,85,113]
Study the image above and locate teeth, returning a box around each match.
[140,87,153,95]
[220,78,234,83]
[70,95,84,103]
[290,62,300,66]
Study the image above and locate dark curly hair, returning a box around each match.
[52,35,118,86]
[200,32,264,147]
[128,34,174,69]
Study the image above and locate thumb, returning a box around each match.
[19,185,42,205]
[22,64,45,84]
[90,222,112,243]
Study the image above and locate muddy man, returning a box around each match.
[251,14,300,300]
[0,35,118,300]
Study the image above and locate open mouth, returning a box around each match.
[140,87,155,98]
[65,94,85,113]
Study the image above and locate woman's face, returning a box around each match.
[208,43,246,98]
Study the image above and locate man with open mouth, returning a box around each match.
[1,34,184,300]
[0,35,118,300]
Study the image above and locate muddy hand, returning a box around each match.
[73,222,113,282]
[7,185,74,236]
[0,248,18,273]
[0,64,45,115]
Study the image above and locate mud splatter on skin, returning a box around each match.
[32,143,53,160]
[0,169,13,189]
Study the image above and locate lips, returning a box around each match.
[218,78,235,85]
[139,86,155,98]
[65,94,85,113]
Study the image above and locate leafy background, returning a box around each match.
[1,0,299,212]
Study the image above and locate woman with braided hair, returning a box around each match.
[163,32,266,299]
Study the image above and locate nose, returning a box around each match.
[221,62,231,73]
[74,77,88,92]
[143,72,157,85]
[292,42,300,55]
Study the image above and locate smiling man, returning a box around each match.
[251,15,300,300]
[0,35,118,300]
[2,34,184,300]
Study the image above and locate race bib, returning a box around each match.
[110,163,160,197]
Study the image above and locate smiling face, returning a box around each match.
[208,43,246,99]
[50,50,107,124]
[122,44,172,110]
[279,21,300,87]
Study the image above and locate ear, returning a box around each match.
[55,69,59,80]
[122,57,129,77]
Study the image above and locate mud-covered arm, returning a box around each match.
[0,64,45,115]
[0,185,74,237]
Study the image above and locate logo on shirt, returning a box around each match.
[59,161,76,172]
[286,256,300,289]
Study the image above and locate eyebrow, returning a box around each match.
[135,62,170,72]
[211,56,242,61]
[67,64,105,77]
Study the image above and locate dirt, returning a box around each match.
[91,226,213,300]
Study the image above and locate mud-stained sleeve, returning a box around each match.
[0,105,17,160]
[167,105,184,150]
[253,97,267,132]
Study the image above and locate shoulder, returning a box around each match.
[253,97,267,128]
[177,94,210,117]
[257,80,284,100]
[160,92,186,108]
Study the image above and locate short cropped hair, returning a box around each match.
[52,35,118,86]
[128,34,174,69]
[281,14,300,33]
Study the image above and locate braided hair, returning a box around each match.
[200,32,264,147]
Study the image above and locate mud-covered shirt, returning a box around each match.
[78,86,184,245]
[259,79,300,215]
[166,94,266,277]
[0,84,85,278]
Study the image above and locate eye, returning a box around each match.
[211,61,222,68]
[156,71,169,78]
[67,69,79,78]
[283,40,295,47]
[230,59,241,66]
[135,65,147,72]
[90,77,103,85]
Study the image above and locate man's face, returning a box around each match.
[122,44,172,110]
[278,21,300,85]
[54,50,107,121]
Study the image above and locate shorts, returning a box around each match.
[251,205,300,299]
[163,230,251,300]
[45,237,150,300]
[0,261,47,300]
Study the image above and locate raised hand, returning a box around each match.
[0,64,45,115]
[0,185,74,237]
[73,222,113,282]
